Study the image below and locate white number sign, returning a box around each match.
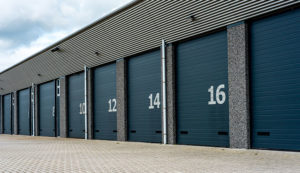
[108,98,117,112]
[79,102,85,114]
[149,93,160,109]
[208,84,226,105]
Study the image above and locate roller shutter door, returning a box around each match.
[128,50,162,143]
[18,88,31,135]
[56,79,60,137]
[0,97,1,134]
[176,31,229,147]
[11,93,15,134]
[3,94,12,134]
[251,9,300,151]
[68,72,85,138]
[39,81,56,137]
[93,63,117,140]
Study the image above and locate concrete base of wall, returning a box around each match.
[59,77,68,138]
[116,59,127,141]
[227,22,250,149]
[166,44,176,144]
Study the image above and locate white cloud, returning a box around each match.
[0,30,71,70]
[0,0,132,72]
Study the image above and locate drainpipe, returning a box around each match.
[84,65,88,140]
[162,40,167,144]
[32,83,35,136]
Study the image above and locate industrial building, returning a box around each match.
[0,1,299,151]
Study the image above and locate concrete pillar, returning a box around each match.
[166,44,176,144]
[88,69,93,139]
[13,91,18,135]
[0,95,3,134]
[60,76,68,138]
[116,59,127,141]
[227,22,250,149]
[34,85,39,136]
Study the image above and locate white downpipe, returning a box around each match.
[162,40,167,144]
[32,83,35,136]
[84,65,88,140]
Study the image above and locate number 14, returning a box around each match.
[149,93,160,109]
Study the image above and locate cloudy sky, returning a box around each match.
[0,0,132,72]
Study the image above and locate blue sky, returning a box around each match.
[0,0,132,72]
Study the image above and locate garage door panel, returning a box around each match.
[3,94,12,134]
[128,50,161,143]
[253,66,300,77]
[68,73,85,138]
[177,30,229,147]
[18,88,31,135]
[94,63,117,140]
[39,81,56,137]
[251,8,300,151]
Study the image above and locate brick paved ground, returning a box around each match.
[0,135,300,173]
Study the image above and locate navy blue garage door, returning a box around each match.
[251,9,300,151]
[176,31,229,147]
[18,88,31,135]
[93,63,117,140]
[39,81,56,137]
[128,50,162,143]
[0,96,1,134]
[56,80,60,137]
[3,94,12,134]
[68,72,85,138]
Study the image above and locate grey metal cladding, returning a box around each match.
[0,1,299,95]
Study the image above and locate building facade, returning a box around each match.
[0,1,300,151]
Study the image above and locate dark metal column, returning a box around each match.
[88,69,93,139]
[0,95,3,134]
[34,85,39,136]
[13,91,18,135]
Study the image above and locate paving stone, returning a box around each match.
[0,135,300,173]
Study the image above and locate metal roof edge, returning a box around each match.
[0,0,141,74]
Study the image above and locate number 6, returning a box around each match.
[216,84,226,104]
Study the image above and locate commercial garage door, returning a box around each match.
[18,88,31,135]
[0,97,1,134]
[3,94,12,134]
[93,63,117,140]
[251,9,300,151]
[39,81,56,137]
[68,72,85,138]
[176,31,229,147]
[128,50,162,143]
[11,93,15,134]
[56,79,60,137]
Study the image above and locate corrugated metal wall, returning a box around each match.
[0,1,299,95]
